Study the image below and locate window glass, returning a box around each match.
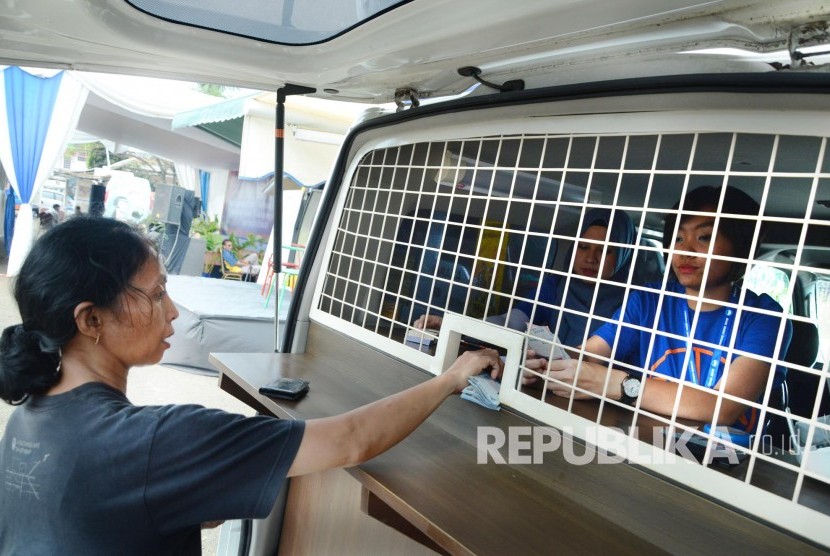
[316,130,830,523]
[745,264,792,313]
[814,279,830,364]
[126,0,407,45]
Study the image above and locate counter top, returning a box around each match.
[211,322,824,554]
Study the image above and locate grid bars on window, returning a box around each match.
[316,131,830,518]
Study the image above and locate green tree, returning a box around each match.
[87,142,128,169]
[123,153,177,185]
[85,143,177,186]
[197,83,227,97]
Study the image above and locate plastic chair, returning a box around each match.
[260,254,275,295]
[203,250,221,278]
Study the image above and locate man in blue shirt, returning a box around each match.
[221,239,261,277]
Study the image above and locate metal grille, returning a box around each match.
[316,130,830,526]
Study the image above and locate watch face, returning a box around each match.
[623,377,641,398]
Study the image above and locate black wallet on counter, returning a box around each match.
[258,377,310,400]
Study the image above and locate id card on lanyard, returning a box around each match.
[680,292,736,389]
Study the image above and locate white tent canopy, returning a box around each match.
[75,91,240,170]
[72,72,242,170]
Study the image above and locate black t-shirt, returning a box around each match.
[0,382,304,555]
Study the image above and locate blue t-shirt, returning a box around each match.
[0,382,305,555]
[594,282,792,431]
[222,249,239,267]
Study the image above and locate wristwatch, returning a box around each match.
[619,373,642,405]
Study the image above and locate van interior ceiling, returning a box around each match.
[3,0,830,554]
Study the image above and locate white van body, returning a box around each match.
[2,1,830,554]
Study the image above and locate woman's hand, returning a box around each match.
[443,349,503,393]
[522,354,622,400]
[412,314,443,330]
[520,349,548,386]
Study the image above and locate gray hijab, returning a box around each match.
[552,207,636,345]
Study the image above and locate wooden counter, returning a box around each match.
[211,322,825,555]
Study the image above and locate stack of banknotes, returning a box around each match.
[461,373,501,410]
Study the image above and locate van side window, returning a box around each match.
[314,128,830,524]
[744,264,792,313]
[812,279,830,365]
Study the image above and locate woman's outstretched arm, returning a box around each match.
[287,349,502,477]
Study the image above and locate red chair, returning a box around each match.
[263,244,305,308]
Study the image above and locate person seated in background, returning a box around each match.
[413,207,636,347]
[0,217,502,553]
[221,239,261,278]
[529,186,792,432]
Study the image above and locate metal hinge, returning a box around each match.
[394,88,421,111]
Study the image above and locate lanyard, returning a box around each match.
[680,291,736,389]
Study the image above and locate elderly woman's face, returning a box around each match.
[572,225,617,281]
[99,257,179,369]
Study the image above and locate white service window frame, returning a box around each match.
[306,92,830,545]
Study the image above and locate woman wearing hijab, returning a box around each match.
[413,207,637,347]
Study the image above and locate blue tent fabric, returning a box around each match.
[4,66,63,204]
[199,170,210,213]
[0,67,88,276]
[4,188,16,256]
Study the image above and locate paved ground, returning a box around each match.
[0,256,255,555]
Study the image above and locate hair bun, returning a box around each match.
[0,324,61,404]
[2,323,36,346]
